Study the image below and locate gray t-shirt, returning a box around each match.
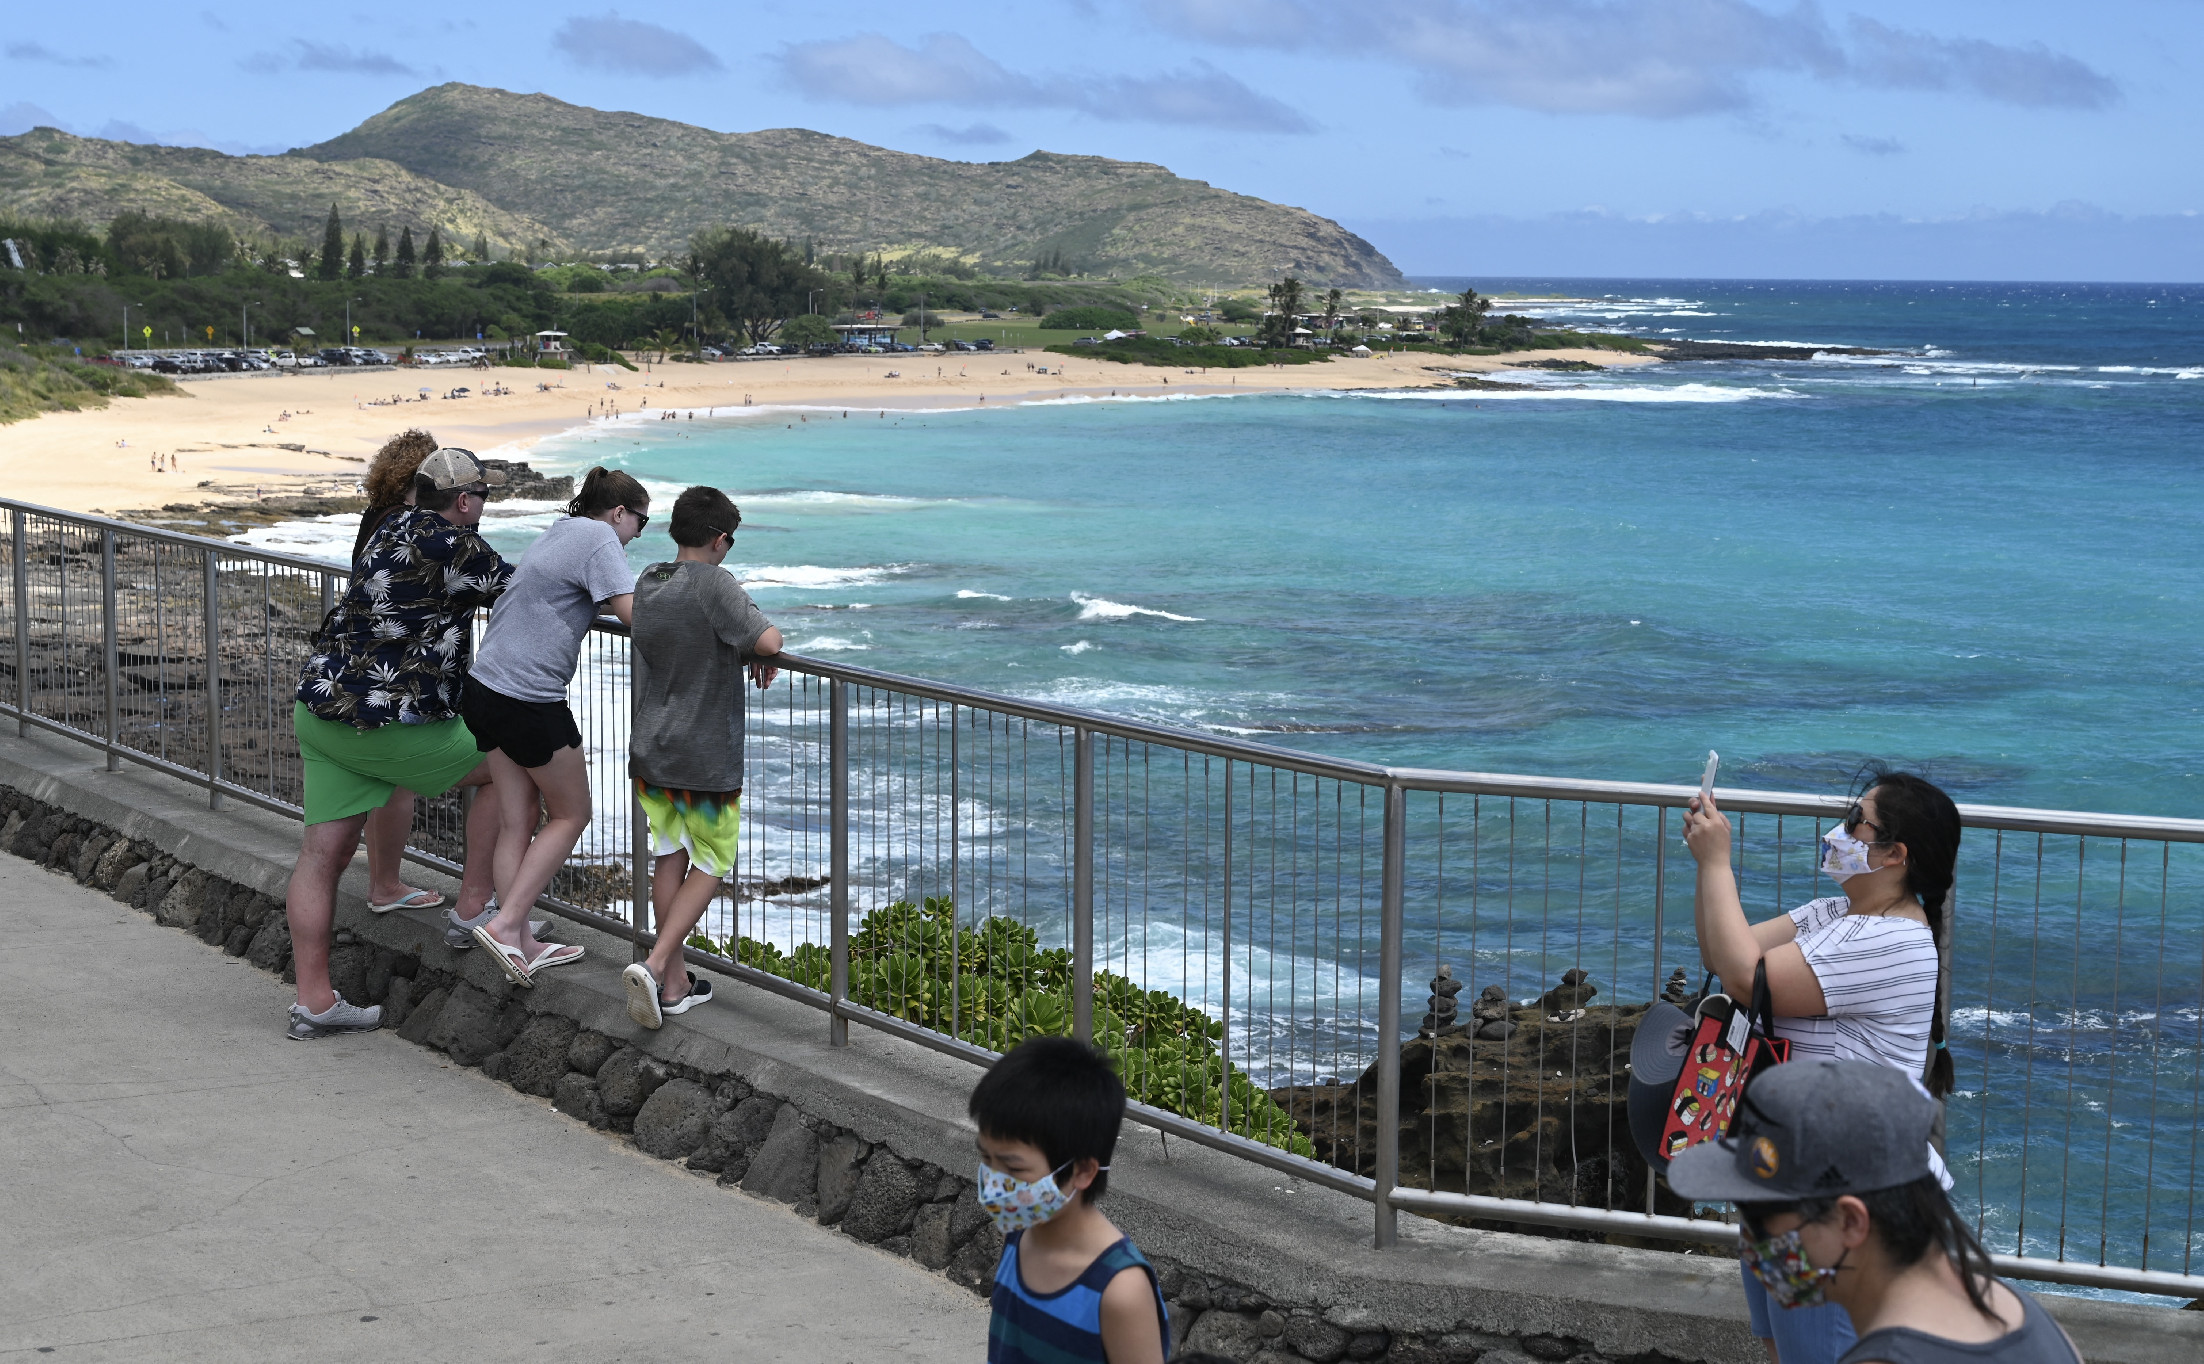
[470,516,636,703]
[629,560,773,791]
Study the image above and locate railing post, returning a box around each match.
[1072,727,1095,1043]
[202,548,223,809]
[1374,781,1407,1249]
[829,677,850,1048]
[13,513,28,738]
[100,528,119,771]
[1219,760,1233,1132]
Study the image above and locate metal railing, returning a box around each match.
[2,497,2199,1299]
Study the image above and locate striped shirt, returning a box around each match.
[989,1230,1170,1364]
[1777,896,1939,1075]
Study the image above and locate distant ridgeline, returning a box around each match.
[0,83,1402,288]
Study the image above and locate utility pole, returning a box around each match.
[918,290,926,344]
[242,300,260,350]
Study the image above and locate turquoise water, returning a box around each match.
[508,278,2204,818]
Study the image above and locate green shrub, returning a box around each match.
[1045,337,1331,369]
[1040,305,1140,331]
[690,896,1317,1158]
[0,347,180,425]
[778,313,837,348]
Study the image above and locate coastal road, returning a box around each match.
[0,857,989,1363]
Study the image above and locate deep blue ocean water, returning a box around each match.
[241,279,2204,1282]
[491,277,2204,818]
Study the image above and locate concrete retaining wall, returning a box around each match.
[0,727,2196,1364]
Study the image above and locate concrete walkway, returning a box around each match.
[0,857,989,1363]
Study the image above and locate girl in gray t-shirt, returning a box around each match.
[463,467,649,984]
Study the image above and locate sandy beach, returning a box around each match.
[0,345,1658,515]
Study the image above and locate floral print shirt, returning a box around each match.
[296,508,512,728]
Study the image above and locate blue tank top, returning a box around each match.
[988,1229,1171,1363]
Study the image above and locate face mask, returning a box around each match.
[1743,1227,1847,1309]
[977,1159,1103,1234]
[1819,824,1880,881]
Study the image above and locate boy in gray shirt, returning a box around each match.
[622,486,783,1028]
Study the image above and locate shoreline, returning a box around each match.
[0,347,1659,515]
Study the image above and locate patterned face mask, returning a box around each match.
[1743,1227,1846,1309]
[1819,824,1880,881]
[977,1159,1104,1234]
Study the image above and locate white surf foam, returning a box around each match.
[956,589,1014,601]
[793,635,870,652]
[1061,640,1096,654]
[1072,592,1202,621]
[736,564,912,590]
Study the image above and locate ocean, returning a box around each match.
[237,279,2204,1283]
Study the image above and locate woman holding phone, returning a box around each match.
[1683,768,1962,1364]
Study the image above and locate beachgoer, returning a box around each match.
[620,487,781,1028]
[1684,771,1962,1364]
[463,466,650,983]
[285,449,513,1039]
[971,1037,1170,1364]
[1668,1061,2081,1364]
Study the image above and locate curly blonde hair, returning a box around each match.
[362,429,439,508]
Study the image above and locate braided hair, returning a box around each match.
[1855,767,1963,1098]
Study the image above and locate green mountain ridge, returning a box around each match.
[0,127,564,260]
[2,83,1402,287]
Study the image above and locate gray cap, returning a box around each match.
[1665,1059,1937,1203]
[417,447,507,491]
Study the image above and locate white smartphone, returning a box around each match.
[1699,750,1720,806]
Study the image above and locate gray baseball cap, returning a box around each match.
[1665,1059,1937,1203]
[418,447,507,491]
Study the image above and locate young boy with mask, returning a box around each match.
[968,1037,1170,1364]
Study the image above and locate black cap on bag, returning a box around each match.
[1666,1059,1938,1203]
[1624,1000,1696,1169]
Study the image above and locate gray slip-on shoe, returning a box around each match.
[445,903,551,951]
[287,994,383,1040]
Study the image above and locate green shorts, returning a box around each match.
[637,780,742,879]
[293,703,485,825]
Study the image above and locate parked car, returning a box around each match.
[318,348,351,366]
[972,338,995,351]
[151,356,184,374]
[917,342,945,353]
[978,310,1001,319]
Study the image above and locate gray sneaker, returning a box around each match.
[287,994,383,1040]
[445,903,552,951]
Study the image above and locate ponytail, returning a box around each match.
[1858,768,1963,1098]
[567,466,647,520]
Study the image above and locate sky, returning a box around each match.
[3,2,2198,280]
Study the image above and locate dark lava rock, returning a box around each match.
[566,1029,618,1077]
[426,983,522,1066]
[814,1134,869,1225]
[246,915,292,973]
[688,1094,780,1174]
[552,1072,604,1128]
[1476,1019,1517,1041]
[912,1203,956,1269]
[634,1079,716,1160]
[1185,1311,1267,1361]
[841,1153,923,1244]
[595,1046,668,1118]
[945,1221,1004,1292]
[396,987,450,1045]
[223,923,255,957]
[501,1014,579,1096]
[1285,1313,1352,1363]
[740,1104,819,1204]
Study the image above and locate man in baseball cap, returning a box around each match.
[284,446,514,1039]
[416,446,508,491]
[1668,1061,2078,1364]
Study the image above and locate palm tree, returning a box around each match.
[1321,288,1344,337]
[650,327,680,364]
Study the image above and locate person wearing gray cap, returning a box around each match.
[286,447,513,1038]
[1669,1061,2080,1364]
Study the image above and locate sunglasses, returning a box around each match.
[625,507,651,530]
[1842,802,1891,843]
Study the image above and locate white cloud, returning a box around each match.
[915,122,1015,146]
[1150,1,2116,117]
[240,40,416,77]
[778,32,1312,132]
[551,14,722,76]
[5,41,113,69]
[1840,132,1904,156]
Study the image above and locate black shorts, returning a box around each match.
[462,675,582,769]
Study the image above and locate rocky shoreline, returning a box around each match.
[116,457,574,536]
